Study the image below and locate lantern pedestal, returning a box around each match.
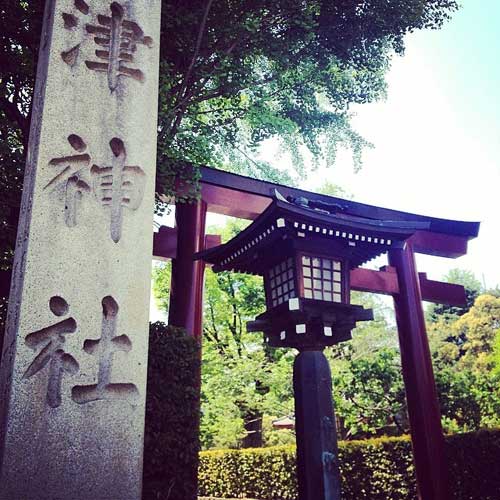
[247,298,373,349]
[294,350,341,500]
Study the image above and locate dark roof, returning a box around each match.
[196,191,435,273]
[200,166,480,239]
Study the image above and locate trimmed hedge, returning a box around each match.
[143,322,201,500]
[199,429,500,500]
[447,429,500,499]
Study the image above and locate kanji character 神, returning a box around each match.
[45,135,145,242]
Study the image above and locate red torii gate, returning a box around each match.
[153,165,479,500]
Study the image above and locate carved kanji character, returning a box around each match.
[23,296,79,408]
[72,296,138,404]
[46,135,145,240]
[61,1,153,91]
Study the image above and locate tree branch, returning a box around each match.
[0,95,30,144]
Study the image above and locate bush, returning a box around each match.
[199,429,500,500]
[447,429,500,499]
[143,322,201,500]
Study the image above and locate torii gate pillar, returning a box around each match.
[168,200,207,338]
[389,243,450,500]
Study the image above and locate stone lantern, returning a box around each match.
[196,190,429,500]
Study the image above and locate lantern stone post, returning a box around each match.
[0,1,161,498]
[197,193,388,499]
[294,349,341,500]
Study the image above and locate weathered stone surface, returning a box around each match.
[0,1,160,498]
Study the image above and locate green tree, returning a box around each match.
[454,294,500,373]
[430,293,500,372]
[152,261,172,313]
[331,348,408,439]
[329,292,406,439]
[491,330,500,376]
[156,0,460,197]
[429,293,500,432]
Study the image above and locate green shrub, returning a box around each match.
[447,429,500,499]
[143,322,201,500]
[199,429,500,500]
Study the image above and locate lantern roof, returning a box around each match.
[196,190,439,274]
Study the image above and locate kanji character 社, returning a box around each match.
[72,295,138,404]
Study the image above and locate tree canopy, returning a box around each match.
[2,0,459,201]
[157,0,460,194]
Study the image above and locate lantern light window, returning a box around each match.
[267,257,296,307]
[302,254,343,303]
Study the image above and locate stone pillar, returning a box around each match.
[0,1,160,498]
[293,350,341,500]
